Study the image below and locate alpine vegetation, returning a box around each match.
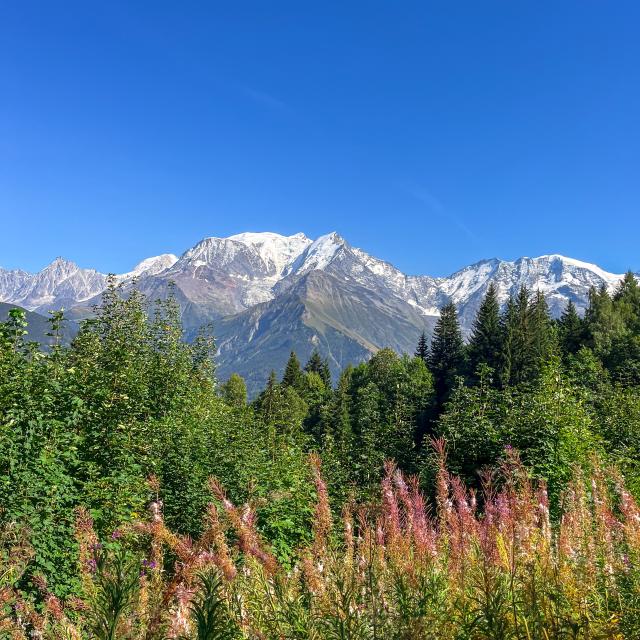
[0,269,640,638]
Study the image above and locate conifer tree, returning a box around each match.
[499,295,517,387]
[415,331,428,362]
[352,381,383,488]
[304,349,332,388]
[500,286,535,386]
[255,369,307,435]
[614,271,640,332]
[301,371,330,441]
[256,370,279,425]
[466,282,501,380]
[427,302,465,404]
[558,299,584,355]
[323,366,354,462]
[436,362,504,485]
[584,285,624,357]
[282,351,304,391]
[529,289,556,377]
[609,272,640,383]
[317,367,355,502]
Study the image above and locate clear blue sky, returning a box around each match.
[1,1,638,276]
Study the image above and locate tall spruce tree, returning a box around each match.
[500,286,535,386]
[282,350,304,391]
[614,271,640,333]
[584,285,624,358]
[609,272,640,384]
[558,300,584,356]
[466,282,501,380]
[427,302,465,404]
[255,369,307,436]
[499,295,517,387]
[256,370,279,425]
[415,331,429,362]
[322,366,354,464]
[304,349,332,388]
[529,289,556,378]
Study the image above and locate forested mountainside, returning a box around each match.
[1,232,632,394]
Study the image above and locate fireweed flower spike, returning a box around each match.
[2,453,640,636]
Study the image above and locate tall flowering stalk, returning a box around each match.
[3,451,640,638]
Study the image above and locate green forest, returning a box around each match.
[1,274,640,638]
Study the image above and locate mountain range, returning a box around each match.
[0,232,628,394]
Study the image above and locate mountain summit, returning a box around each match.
[0,232,628,393]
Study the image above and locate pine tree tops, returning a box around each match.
[282,351,304,391]
[583,272,640,384]
[415,331,428,362]
[304,349,332,388]
[614,271,640,304]
[498,287,556,386]
[558,299,584,355]
[467,282,501,378]
[529,289,556,366]
[427,302,465,403]
[614,271,640,332]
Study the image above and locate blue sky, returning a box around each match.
[1,1,638,276]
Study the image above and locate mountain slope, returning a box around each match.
[214,269,437,393]
[0,302,78,345]
[1,231,631,393]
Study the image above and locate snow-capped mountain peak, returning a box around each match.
[0,233,632,344]
[0,266,32,302]
[533,254,623,288]
[117,254,178,281]
[42,256,78,274]
[178,231,310,277]
[0,257,107,312]
[293,232,346,274]
[227,231,312,276]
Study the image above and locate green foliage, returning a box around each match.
[281,350,305,392]
[332,350,434,492]
[304,349,332,388]
[300,371,331,442]
[557,299,585,355]
[582,276,640,384]
[427,302,465,404]
[436,365,506,485]
[589,383,640,497]
[85,545,141,640]
[2,269,640,609]
[439,357,599,510]
[254,372,308,437]
[529,289,557,373]
[466,282,502,378]
[219,373,247,409]
[507,357,598,508]
[0,283,317,593]
[182,571,241,640]
[414,330,428,362]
